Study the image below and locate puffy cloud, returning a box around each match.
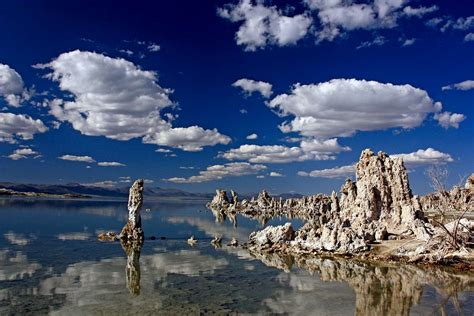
[465,33,474,42]
[0,113,48,143]
[305,0,406,42]
[299,138,351,153]
[232,78,273,98]
[97,161,126,167]
[392,148,453,167]
[166,162,266,183]
[297,165,355,179]
[401,38,416,46]
[221,138,349,164]
[403,5,438,18]
[118,49,134,56]
[356,35,386,49]
[429,16,474,32]
[449,16,474,31]
[218,0,312,51]
[147,43,161,52]
[143,126,231,152]
[7,147,40,160]
[59,155,96,163]
[268,79,463,139]
[0,64,27,107]
[434,112,466,129]
[269,171,284,177]
[38,50,229,151]
[246,133,258,140]
[155,148,172,153]
[442,80,474,91]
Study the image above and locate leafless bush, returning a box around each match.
[425,166,472,251]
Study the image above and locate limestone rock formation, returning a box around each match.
[209,149,474,263]
[120,179,145,241]
[341,149,431,240]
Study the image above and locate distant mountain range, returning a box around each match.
[0,182,304,200]
[0,182,212,200]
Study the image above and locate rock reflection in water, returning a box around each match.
[249,250,473,315]
[121,240,142,296]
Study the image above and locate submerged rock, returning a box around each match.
[211,236,222,247]
[97,232,118,242]
[227,238,239,247]
[187,235,197,245]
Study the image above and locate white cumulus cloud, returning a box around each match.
[465,33,474,42]
[434,112,466,129]
[221,138,350,164]
[246,133,258,140]
[442,80,474,91]
[268,79,464,139]
[269,171,284,177]
[143,126,231,152]
[37,50,229,151]
[166,162,266,183]
[0,113,48,143]
[97,162,126,167]
[0,63,30,107]
[232,78,273,98]
[59,155,96,163]
[403,5,438,18]
[7,147,40,160]
[305,0,407,42]
[218,0,312,51]
[392,148,453,167]
[401,38,416,46]
[297,165,355,179]
[148,43,161,52]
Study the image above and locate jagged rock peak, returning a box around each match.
[465,173,474,190]
[351,148,418,229]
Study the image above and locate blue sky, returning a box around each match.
[0,0,473,195]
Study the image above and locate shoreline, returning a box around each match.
[207,149,474,270]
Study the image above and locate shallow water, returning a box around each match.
[0,198,472,315]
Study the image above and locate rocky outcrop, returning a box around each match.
[209,149,473,264]
[120,179,145,241]
[420,173,473,217]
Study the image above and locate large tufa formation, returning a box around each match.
[209,149,438,255]
[338,149,430,240]
[121,179,145,241]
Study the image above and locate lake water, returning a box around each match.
[0,198,473,315]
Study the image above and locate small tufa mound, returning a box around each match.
[187,235,198,245]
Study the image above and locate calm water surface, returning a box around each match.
[0,198,472,315]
